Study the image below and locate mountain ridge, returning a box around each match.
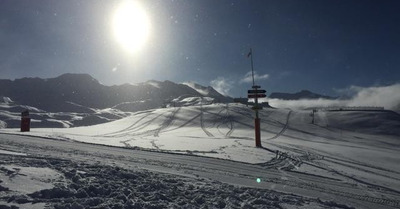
[269,90,335,100]
[0,73,232,112]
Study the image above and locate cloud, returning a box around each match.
[210,77,233,96]
[333,85,364,98]
[347,83,400,109]
[268,98,345,110]
[268,83,400,110]
[240,71,269,83]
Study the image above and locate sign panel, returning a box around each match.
[248,94,266,98]
[252,85,261,89]
[248,89,266,94]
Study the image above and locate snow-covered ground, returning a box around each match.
[0,146,347,209]
[1,104,287,163]
[1,103,400,208]
[0,97,130,129]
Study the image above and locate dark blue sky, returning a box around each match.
[1,0,399,97]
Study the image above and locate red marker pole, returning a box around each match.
[248,48,262,148]
[255,117,261,147]
[254,86,261,148]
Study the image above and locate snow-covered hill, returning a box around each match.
[1,103,400,208]
[0,97,130,128]
[2,103,399,176]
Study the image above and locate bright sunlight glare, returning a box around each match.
[112,0,150,53]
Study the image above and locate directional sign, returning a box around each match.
[252,106,263,110]
[252,85,261,89]
[248,89,266,94]
[248,94,266,98]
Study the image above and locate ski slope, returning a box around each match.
[1,103,400,208]
[1,104,288,163]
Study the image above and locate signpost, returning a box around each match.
[248,89,266,94]
[248,94,266,98]
[247,48,266,148]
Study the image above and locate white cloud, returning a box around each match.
[333,85,363,97]
[347,83,400,109]
[210,77,233,96]
[240,71,269,83]
[268,83,400,111]
[268,98,345,110]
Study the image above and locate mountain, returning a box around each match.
[269,90,335,100]
[0,73,232,113]
[182,82,231,103]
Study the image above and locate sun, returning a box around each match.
[112,0,150,53]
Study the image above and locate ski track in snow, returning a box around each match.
[266,110,292,140]
[199,105,214,137]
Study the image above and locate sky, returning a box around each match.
[0,0,399,98]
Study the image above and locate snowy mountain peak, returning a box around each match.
[182,82,232,102]
[182,82,209,96]
[2,97,13,104]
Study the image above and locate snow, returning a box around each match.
[1,104,281,163]
[146,80,161,88]
[182,82,209,96]
[1,103,400,208]
[1,104,399,165]
[0,99,130,129]
[2,97,13,104]
[0,163,63,208]
[0,149,26,156]
[0,143,364,209]
[0,165,63,194]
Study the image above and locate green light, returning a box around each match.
[256,178,261,183]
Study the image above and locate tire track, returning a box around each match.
[153,107,181,137]
[94,111,154,137]
[287,143,400,176]
[105,111,172,138]
[224,105,234,138]
[263,143,400,199]
[200,105,214,137]
[160,113,202,133]
[216,104,235,138]
[266,110,292,140]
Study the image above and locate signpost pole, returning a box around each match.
[249,48,262,148]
